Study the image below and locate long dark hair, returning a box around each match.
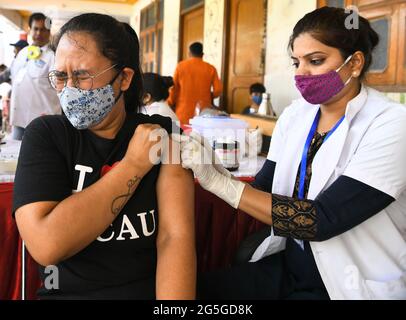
[143,73,173,102]
[52,13,143,113]
[289,7,379,79]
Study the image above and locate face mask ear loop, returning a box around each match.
[114,90,123,104]
[336,55,354,87]
[109,68,124,104]
[336,54,353,72]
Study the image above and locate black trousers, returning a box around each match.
[197,253,330,300]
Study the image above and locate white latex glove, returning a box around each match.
[178,130,246,209]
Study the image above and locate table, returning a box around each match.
[0,182,42,300]
[0,137,266,299]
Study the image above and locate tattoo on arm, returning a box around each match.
[111,176,141,215]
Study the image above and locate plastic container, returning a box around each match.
[189,116,248,156]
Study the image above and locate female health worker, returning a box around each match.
[181,7,406,300]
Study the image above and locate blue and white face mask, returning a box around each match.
[58,84,117,130]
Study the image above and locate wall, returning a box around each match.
[161,0,181,76]
[203,0,225,75]
[264,0,317,115]
[0,10,24,67]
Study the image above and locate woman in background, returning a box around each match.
[142,73,179,122]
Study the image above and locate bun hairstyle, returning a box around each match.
[52,13,143,113]
[289,6,379,79]
[143,73,174,102]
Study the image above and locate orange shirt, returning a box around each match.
[167,57,223,125]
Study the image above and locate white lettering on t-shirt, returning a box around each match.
[138,210,156,237]
[96,224,115,242]
[73,164,93,193]
[116,214,140,240]
[96,211,156,242]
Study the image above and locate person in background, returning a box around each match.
[11,39,29,58]
[142,72,179,122]
[167,42,223,125]
[0,40,29,84]
[241,83,266,115]
[181,7,406,300]
[13,14,195,299]
[0,41,29,131]
[0,75,11,131]
[10,13,60,140]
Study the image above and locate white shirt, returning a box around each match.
[10,44,61,128]
[0,82,11,110]
[251,85,406,299]
[141,100,179,122]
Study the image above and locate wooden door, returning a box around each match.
[180,7,204,61]
[225,0,266,114]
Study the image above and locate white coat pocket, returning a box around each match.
[365,272,406,299]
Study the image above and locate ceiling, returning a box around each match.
[82,0,138,3]
[0,0,137,30]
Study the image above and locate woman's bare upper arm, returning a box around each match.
[15,201,59,264]
[156,138,194,238]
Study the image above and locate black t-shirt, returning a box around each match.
[13,112,174,299]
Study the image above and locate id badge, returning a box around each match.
[35,59,46,68]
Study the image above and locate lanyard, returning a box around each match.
[298,109,345,199]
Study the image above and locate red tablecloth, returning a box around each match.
[0,183,41,300]
[1,180,264,299]
[195,181,265,272]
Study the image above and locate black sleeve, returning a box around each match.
[271,175,395,241]
[146,114,175,135]
[251,159,275,193]
[12,118,72,214]
[241,106,251,115]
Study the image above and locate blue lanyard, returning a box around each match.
[298,109,345,199]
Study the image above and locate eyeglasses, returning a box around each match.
[48,64,118,91]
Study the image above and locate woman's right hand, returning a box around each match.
[180,131,245,209]
[123,123,168,176]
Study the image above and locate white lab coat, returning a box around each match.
[141,100,179,122]
[10,44,61,128]
[251,85,406,300]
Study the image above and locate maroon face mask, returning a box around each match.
[295,55,353,105]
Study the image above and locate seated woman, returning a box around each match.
[13,14,195,300]
[141,73,179,122]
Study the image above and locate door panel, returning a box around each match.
[226,0,266,114]
[361,5,399,86]
[181,7,205,61]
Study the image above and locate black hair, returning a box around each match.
[52,14,143,113]
[189,42,203,57]
[29,13,51,29]
[288,7,379,78]
[143,73,173,102]
[249,83,266,94]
